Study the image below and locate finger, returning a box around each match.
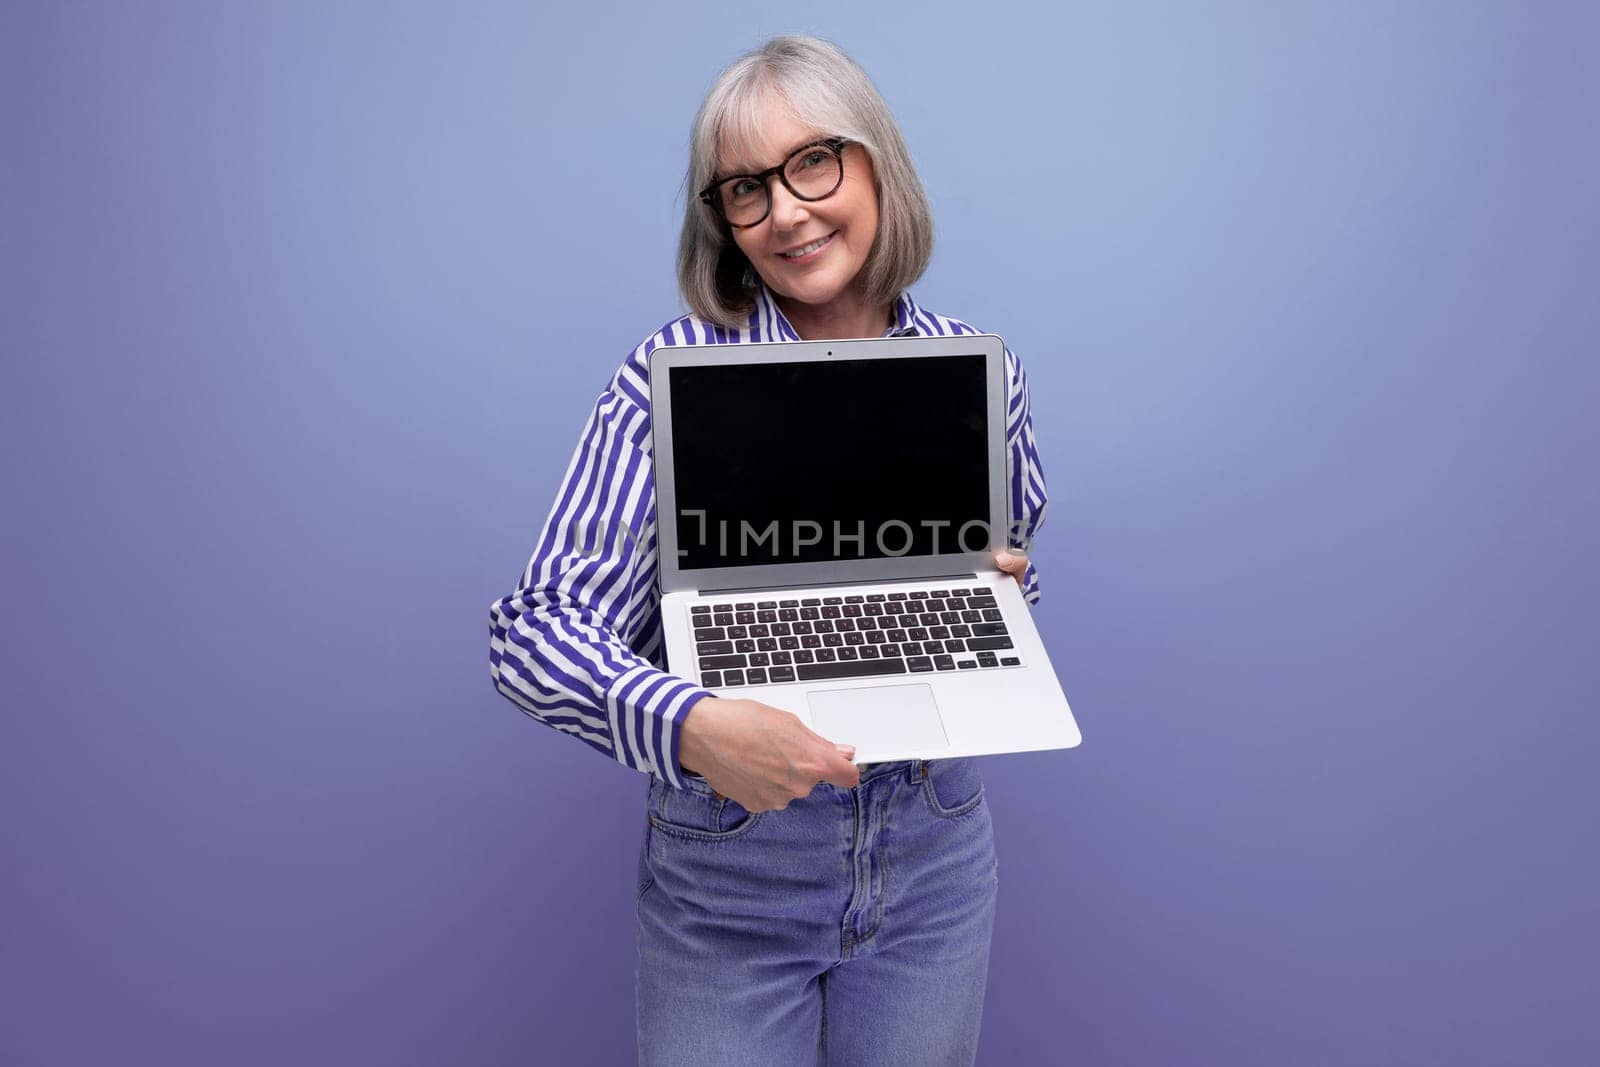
[995,550,1026,572]
[821,751,862,791]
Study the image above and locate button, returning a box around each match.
[1000,656,1021,666]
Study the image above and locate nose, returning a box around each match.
[766,177,811,232]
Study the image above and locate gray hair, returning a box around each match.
[676,36,935,330]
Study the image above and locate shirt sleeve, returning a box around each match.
[1005,346,1050,606]
[487,385,709,790]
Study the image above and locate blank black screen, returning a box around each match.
[669,354,989,570]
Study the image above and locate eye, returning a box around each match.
[797,150,830,169]
[729,178,762,197]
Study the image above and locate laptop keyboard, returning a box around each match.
[689,587,1023,689]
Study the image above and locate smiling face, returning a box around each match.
[720,102,881,326]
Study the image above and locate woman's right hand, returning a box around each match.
[678,696,860,812]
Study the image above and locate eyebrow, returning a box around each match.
[721,136,830,177]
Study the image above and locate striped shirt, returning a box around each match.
[487,282,1050,790]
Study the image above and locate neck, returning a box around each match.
[772,286,895,341]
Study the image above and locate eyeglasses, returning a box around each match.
[698,137,852,229]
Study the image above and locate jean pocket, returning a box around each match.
[920,757,986,819]
[650,775,764,842]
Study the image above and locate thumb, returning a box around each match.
[823,743,861,789]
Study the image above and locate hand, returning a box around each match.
[678,696,861,812]
[994,549,1030,591]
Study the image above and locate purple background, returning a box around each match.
[5,2,1596,1064]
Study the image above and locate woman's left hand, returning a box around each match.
[994,550,1030,591]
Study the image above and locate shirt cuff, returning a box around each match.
[603,664,713,791]
[1022,560,1041,606]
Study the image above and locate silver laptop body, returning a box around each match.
[652,333,1081,764]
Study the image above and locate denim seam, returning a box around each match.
[921,761,986,819]
[648,810,765,843]
[636,821,656,905]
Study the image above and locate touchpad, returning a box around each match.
[806,683,949,753]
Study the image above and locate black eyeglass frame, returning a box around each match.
[697,137,854,229]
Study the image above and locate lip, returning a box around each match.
[776,230,838,264]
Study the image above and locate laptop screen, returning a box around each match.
[668,354,991,570]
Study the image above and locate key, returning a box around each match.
[965,636,1013,651]
[796,658,907,682]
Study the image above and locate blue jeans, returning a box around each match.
[635,758,999,1066]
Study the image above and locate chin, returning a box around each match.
[773,272,851,306]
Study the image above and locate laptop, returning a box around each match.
[651,332,1081,765]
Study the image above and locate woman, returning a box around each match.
[488,35,1048,1066]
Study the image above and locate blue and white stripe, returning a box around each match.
[487,283,1050,788]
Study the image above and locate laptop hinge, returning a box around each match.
[693,571,980,597]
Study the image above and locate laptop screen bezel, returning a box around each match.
[649,333,1011,595]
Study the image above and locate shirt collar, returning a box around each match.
[750,282,924,340]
